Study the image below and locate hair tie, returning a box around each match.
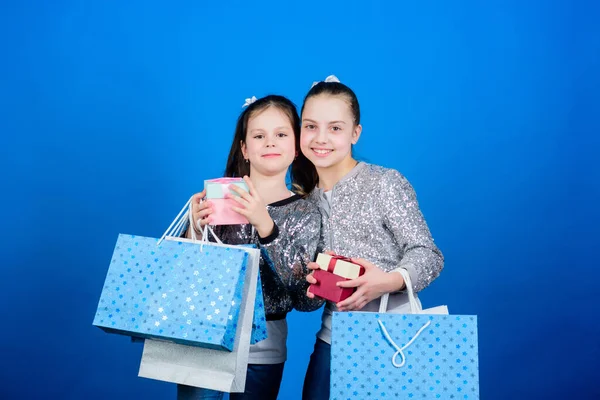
[242,96,257,108]
[311,75,340,88]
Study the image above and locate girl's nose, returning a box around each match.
[315,130,327,144]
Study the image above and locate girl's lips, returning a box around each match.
[311,148,333,157]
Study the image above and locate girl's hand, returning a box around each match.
[227,176,275,238]
[335,258,405,311]
[188,189,213,238]
[306,251,335,298]
[305,261,320,298]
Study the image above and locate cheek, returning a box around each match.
[244,141,259,158]
[300,131,312,149]
[286,136,300,157]
[283,137,296,154]
[334,133,354,149]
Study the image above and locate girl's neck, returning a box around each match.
[317,155,359,191]
[249,169,291,205]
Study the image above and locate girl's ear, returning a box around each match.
[240,140,248,160]
[351,124,362,145]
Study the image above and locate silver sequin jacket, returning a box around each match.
[309,162,443,291]
[307,162,444,343]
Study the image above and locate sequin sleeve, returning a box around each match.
[379,170,444,292]
[259,202,324,312]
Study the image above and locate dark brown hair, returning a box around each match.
[301,81,360,125]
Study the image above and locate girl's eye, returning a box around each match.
[305,124,316,130]
[277,132,288,138]
[331,126,342,132]
[253,134,264,139]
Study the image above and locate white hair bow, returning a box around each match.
[242,96,257,108]
[311,75,340,88]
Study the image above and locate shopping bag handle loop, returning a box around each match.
[378,268,421,314]
[157,196,223,247]
[377,319,431,367]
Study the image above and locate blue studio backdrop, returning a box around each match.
[1,1,598,399]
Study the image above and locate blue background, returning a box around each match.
[1,1,598,399]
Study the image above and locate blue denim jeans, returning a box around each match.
[177,362,285,400]
[302,338,331,400]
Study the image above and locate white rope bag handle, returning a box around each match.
[377,268,431,368]
[157,196,222,249]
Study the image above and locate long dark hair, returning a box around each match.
[224,95,317,196]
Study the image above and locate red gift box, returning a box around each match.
[308,254,364,303]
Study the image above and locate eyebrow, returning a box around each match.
[302,118,346,125]
[250,126,291,133]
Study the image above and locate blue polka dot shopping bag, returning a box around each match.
[331,270,480,399]
[93,197,266,352]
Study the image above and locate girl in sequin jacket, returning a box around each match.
[180,95,323,400]
[300,76,444,400]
